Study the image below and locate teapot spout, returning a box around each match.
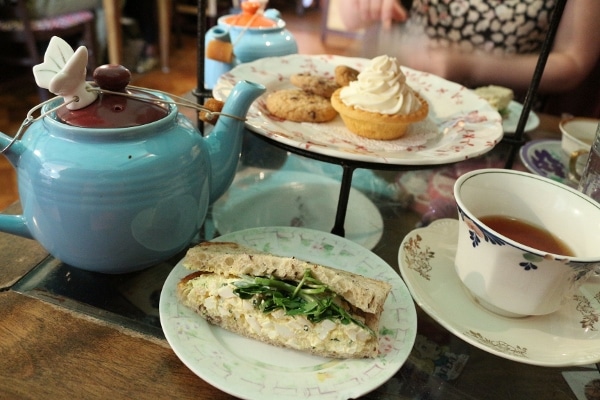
[207,80,265,203]
[0,132,26,167]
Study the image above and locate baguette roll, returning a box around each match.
[176,241,392,359]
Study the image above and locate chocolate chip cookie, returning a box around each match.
[265,89,338,123]
[289,73,340,99]
[334,65,360,87]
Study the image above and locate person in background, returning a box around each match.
[122,0,158,73]
[339,0,600,118]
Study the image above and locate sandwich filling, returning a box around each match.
[183,270,376,356]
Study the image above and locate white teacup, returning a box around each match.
[453,169,600,317]
[560,117,599,180]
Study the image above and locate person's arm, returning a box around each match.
[339,0,408,30]
[535,0,600,92]
[401,0,600,94]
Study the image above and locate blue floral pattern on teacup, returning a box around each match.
[464,210,543,270]
[520,261,538,271]
[458,209,507,248]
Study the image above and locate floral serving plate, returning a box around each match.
[213,54,503,166]
[399,219,600,367]
[160,226,417,399]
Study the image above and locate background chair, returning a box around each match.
[0,0,99,101]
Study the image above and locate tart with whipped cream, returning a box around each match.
[330,55,428,140]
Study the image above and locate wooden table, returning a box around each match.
[0,113,592,399]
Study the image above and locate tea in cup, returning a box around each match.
[453,169,600,317]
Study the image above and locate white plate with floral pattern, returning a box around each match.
[213,54,503,166]
[160,226,417,399]
[212,169,384,249]
[398,218,600,367]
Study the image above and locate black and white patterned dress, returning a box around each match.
[408,0,557,55]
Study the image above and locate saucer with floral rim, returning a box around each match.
[519,139,577,187]
[398,218,600,367]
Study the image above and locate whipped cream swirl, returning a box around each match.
[339,55,422,115]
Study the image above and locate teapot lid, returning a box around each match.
[56,64,169,128]
[223,1,277,28]
[32,36,168,129]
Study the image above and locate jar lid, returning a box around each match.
[222,1,276,28]
[56,65,169,128]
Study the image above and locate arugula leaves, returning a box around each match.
[232,269,374,336]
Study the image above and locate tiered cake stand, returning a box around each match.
[192,0,566,238]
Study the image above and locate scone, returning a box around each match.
[331,55,428,140]
[266,89,337,123]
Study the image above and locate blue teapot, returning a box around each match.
[204,1,297,89]
[0,39,265,273]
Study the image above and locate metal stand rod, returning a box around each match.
[331,164,356,237]
[195,0,214,134]
[195,0,206,101]
[248,131,434,238]
[504,0,567,169]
